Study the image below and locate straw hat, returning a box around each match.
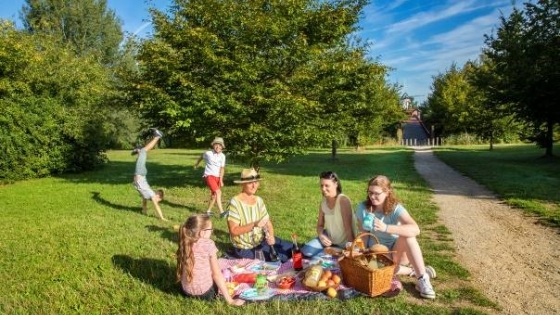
[211,137,225,148]
[233,168,262,184]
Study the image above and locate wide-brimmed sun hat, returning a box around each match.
[211,137,225,148]
[233,168,262,184]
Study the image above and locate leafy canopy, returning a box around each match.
[133,0,400,165]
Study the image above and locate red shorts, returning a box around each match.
[205,175,221,193]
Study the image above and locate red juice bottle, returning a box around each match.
[291,233,303,271]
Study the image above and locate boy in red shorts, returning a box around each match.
[194,137,227,218]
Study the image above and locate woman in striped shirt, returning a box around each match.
[226,168,293,262]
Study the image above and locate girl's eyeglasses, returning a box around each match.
[368,191,385,197]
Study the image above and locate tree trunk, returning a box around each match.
[545,120,554,156]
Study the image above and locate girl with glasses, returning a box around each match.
[176,214,244,306]
[356,175,436,299]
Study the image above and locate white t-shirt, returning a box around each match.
[202,150,225,177]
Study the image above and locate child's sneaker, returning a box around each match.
[206,210,213,217]
[415,275,436,299]
[151,128,163,138]
[131,147,141,155]
[219,211,229,219]
[409,265,437,279]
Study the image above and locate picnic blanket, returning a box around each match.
[218,258,402,301]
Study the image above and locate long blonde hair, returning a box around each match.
[176,214,211,283]
[365,175,399,215]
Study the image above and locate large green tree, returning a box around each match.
[21,0,123,64]
[467,57,520,150]
[0,22,113,181]
[132,0,400,165]
[423,63,477,136]
[423,61,520,148]
[483,0,560,156]
[22,0,144,150]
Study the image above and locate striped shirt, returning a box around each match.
[227,195,268,249]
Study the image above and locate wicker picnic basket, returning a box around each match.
[339,232,396,297]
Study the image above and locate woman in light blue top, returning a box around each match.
[355,175,436,299]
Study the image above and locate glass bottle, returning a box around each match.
[291,233,303,271]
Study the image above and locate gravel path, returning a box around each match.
[413,148,560,315]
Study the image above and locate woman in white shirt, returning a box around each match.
[301,171,357,257]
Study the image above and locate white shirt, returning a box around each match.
[202,150,225,177]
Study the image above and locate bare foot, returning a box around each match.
[228,298,245,306]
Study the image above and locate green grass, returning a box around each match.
[1,147,505,314]
[434,144,560,227]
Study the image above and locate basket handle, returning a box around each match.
[348,232,380,259]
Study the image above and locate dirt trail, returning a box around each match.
[413,148,560,315]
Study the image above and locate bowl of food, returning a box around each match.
[302,269,341,292]
[276,276,296,290]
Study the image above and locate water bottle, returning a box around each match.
[363,213,374,231]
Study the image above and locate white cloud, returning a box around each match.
[131,21,152,37]
[362,1,515,102]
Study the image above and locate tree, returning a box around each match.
[293,43,403,150]
[0,22,113,181]
[483,0,560,156]
[423,63,478,137]
[21,0,123,65]
[467,57,520,150]
[132,0,401,165]
[21,0,145,150]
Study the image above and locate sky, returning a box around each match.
[0,0,516,103]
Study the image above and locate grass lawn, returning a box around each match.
[1,147,506,314]
[434,144,560,227]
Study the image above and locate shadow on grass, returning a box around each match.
[160,199,190,209]
[91,191,139,213]
[146,224,179,243]
[62,160,208,190]
[112,254,181,296]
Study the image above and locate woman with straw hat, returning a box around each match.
[226,168,293,262]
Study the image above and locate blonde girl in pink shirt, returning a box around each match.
[176,214,244,306]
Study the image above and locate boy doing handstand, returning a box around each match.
[132,129,167,221]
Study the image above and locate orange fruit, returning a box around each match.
[331,274,341,284]
[323,270,332,279]
[327,279,335,287]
